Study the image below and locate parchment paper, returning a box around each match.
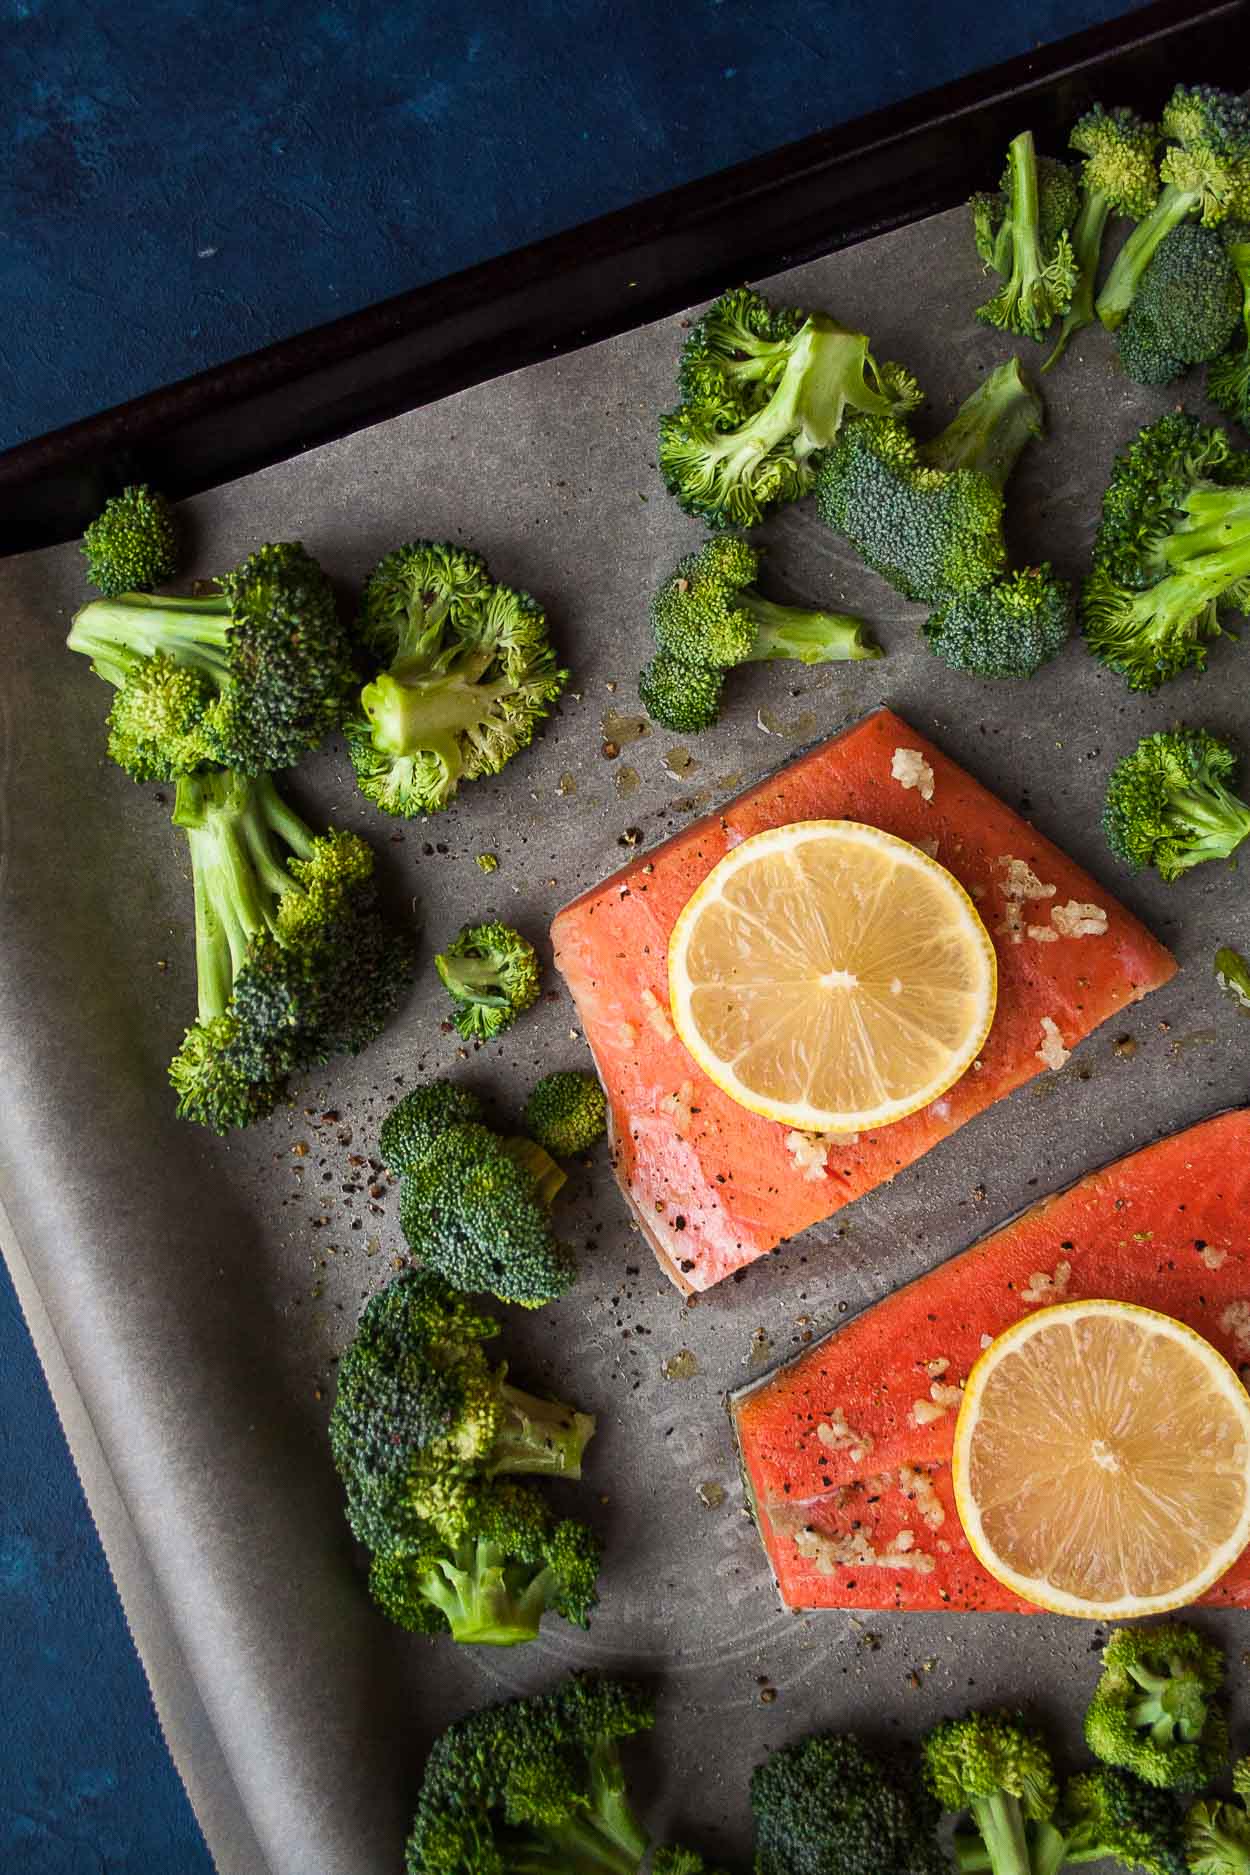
[3,204,1249,1875]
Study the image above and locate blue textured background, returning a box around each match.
[4,1,1147,1866]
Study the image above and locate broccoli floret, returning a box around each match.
[434,921,541,1041]
[330,1269,596,1640]
[651,535,881,669]
[81,484,180,597]
[1185,1759,1250,1875]
[658,288,922,529]
[924,1711,1057,1875]
[923,565,1072,678]
[1216,945,1250,1010]
[957,1769,1187,1875]
[1082,411,1250,688]
[67,541,353,780]
[1103,727,1250,881]
[165,769,412,1131]
[1097,85,1250,331]
[974,133,1079,341]
[638,652,725,733]
[1208,229,1250,427]
[398,1118,577,1307]
[815,358,1043,604]
[1045,106,1162,370]
[525,1071,608,1157]
[346,541,568,816]
[1084,1622,1228,1791]
[751,1729,946,1875]
[380,1081,488,1175]
[677,285,807,426]
[1116,222,1240,385]
[368,1478,599,1644]
[405,1675,654,1875]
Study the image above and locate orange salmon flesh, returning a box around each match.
[731,1111,1250,1612]
[551,708,1176,1292]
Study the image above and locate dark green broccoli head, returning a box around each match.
[405,1676,654,1875]
[1103,727,1250,880]
[1057,1769,1187,1875]
[1085,1622,1228,1789]
[1207,228,1250,427]
[1116,223,1240,385]
[815,416,1006,604]
[1070,104,1161,219]
[524,1070,607,1157]
[380,1081,488,1176]
[658,302,922,529]
[399,1121,577,1307]
[638,651,724,733]
[367,1478,600,1643]
[434,921,541,1042]
[348,545,568,816]
[678,286,806,427]
[69,541,353,779]
[751,1730,946,1875]
[923,566,1071,678]
[81,484,179,597]
[651,534,878,670]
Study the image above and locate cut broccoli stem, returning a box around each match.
[418,1536,560,1646]
[586,1743,651,1866]
[919,357,1043,493]
[736,593,881,663]
[1126,1659,1209,1740]
[971,1790,1034,1875]
[67,591,234,690]
[521,1818,642,1875]
[488,1381,596,1478]
[1044,191,1111,370]
[360,667,511,768]
[1096,181,1201,329]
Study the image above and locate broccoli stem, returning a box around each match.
[737,592,882,663]
[920,357,1043,493]
[499,1136,568,1206]
[488,1381,596,1478]
[969,1791,1034,1875]
[954,1821,1069,1875]
[516,1817,643,1875]
[359,669,510,779]
[1096,180,1199,329]
[420,1537,553,1646]
[1002,131,1048,330]
[587,1742,651,1865]
[1161,777,1250,866]
[1044,190,1111,371]
[172,770,317,1021]
[67,591,234,689]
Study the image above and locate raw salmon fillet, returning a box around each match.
[730,1110,1250,1612]
[551,708,1176,1292]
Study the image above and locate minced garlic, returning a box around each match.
[997,855,1057,944]
[911,1399,947,1427]
[816,1409,874,1465]
[1220,1300,1250,1354]
[891,747,935,802]
[794,1523,936,1576]
[1051,899,1108,939]
[658,1080,695,1134]
[1020,1259,1072,1306]
[1036,1016,1070,1071]
[786,1131,828,1182]
[1027,924,1059,944]
[1201,1245,1229,1271]
[898,1464,946,1530]
[640,986,674,1041]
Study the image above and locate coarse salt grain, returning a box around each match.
[891,747,935,802]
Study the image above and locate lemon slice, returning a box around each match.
[666,819,996,1132]
[953,1299,1250,1619]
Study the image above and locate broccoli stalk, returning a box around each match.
[406,1676,653,1874]
[1096,84,1250,330]
[347,541,568,816]
[68,541,354,779]
[1044,104,1161,371]
[1208,235,1250,427]
[956,1769,1187,1875]
[168,769,412,1131]
[976,132,1078,341]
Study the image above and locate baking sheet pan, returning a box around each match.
[4,199,1250,1874]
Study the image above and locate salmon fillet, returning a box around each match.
[551,708,1176,1292]
[730,1110,1250,1612]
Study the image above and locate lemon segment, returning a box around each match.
[953,1299,1250,1620]
[666,820,997,1132]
